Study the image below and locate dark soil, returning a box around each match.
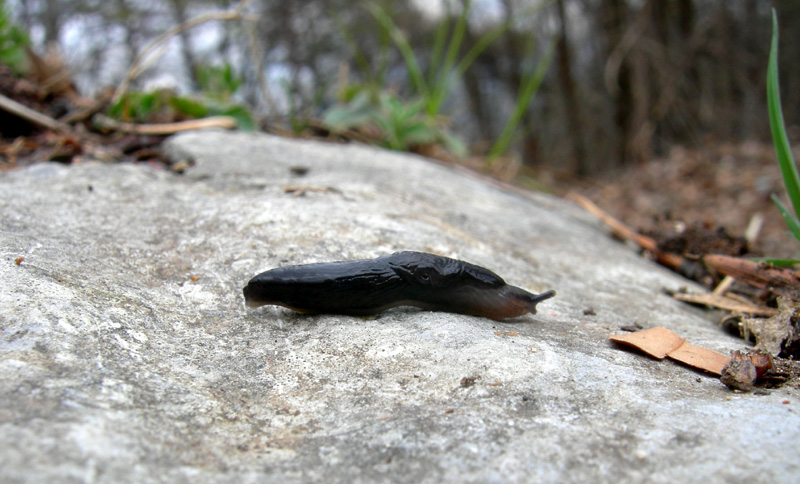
[546,142,800,261]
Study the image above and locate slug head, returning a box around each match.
[388,251,504,292]
[387,251,555,319]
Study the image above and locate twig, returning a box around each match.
[243,14,278,117]
[711,276,734,297]
[0,94,114,159]
[93,114,237,135]
[711,215,764,298]
[744,213,764,244]
[112,0,256,104]
[604,2,649,97]
[672,292,778,317]
[567,192,684,269]
[0,93,73,134]
[59,90,113,124]
[703,254,800,300]
[283,186,332,197]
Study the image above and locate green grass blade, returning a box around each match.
[441,0,469,75]
[436,0,470,85]
[427,0,471,116]
[428,6,451,86]
[488,38,556,160]
[751,257,800,266]
[333,15,374,85]
[455,0,556,77]
[771,193,800,241]
[768,10,800,218]
[455,21,507,77]
[369,4,428,98]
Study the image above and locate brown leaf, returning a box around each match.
[610,327,731,375]
[667,342,730,375]
[608,326,685,359]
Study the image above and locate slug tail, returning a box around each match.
[243,284,270,308]
[245,297,265,308]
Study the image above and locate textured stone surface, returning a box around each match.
[1,131,797,483]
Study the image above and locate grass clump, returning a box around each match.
[0,0,30,75]
[323,0,554,160]
[766,10,800,264]
[109,64,255,130]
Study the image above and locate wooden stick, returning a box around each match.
[0,93,73,134]
[711,215,763,298]
[567,192,685,269]
[703,254,800,292]
[711,276,735,297]
[93,114,237,135]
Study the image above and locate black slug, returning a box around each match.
[243,251,555,320]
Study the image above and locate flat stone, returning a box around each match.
[1,131,797,483]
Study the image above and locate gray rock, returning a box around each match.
[1,131,797,483]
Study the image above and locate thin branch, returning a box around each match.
[0,93,73,134]
[112,0,256,104]
[93,114,237,135]
[567,192,686,270]
[703,254,800,299]
[243,15,278,117]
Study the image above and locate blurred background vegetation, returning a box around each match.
[3,0,800,177]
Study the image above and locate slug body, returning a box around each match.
[243,251,555,320]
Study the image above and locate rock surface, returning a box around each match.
[1,131,797,483]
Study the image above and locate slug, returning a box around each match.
[243,251,555,320]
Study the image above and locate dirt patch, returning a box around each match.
[547,142,798,260]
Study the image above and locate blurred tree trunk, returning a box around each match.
[37,0,64,45]
[602,0,633,166]
[555,0,587,175]
[462,66,493,145]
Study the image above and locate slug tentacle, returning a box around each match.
[243,251,555,320]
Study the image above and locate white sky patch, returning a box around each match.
[411,0,448,19]
[469,0,505,30]
[411,0,506,30]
